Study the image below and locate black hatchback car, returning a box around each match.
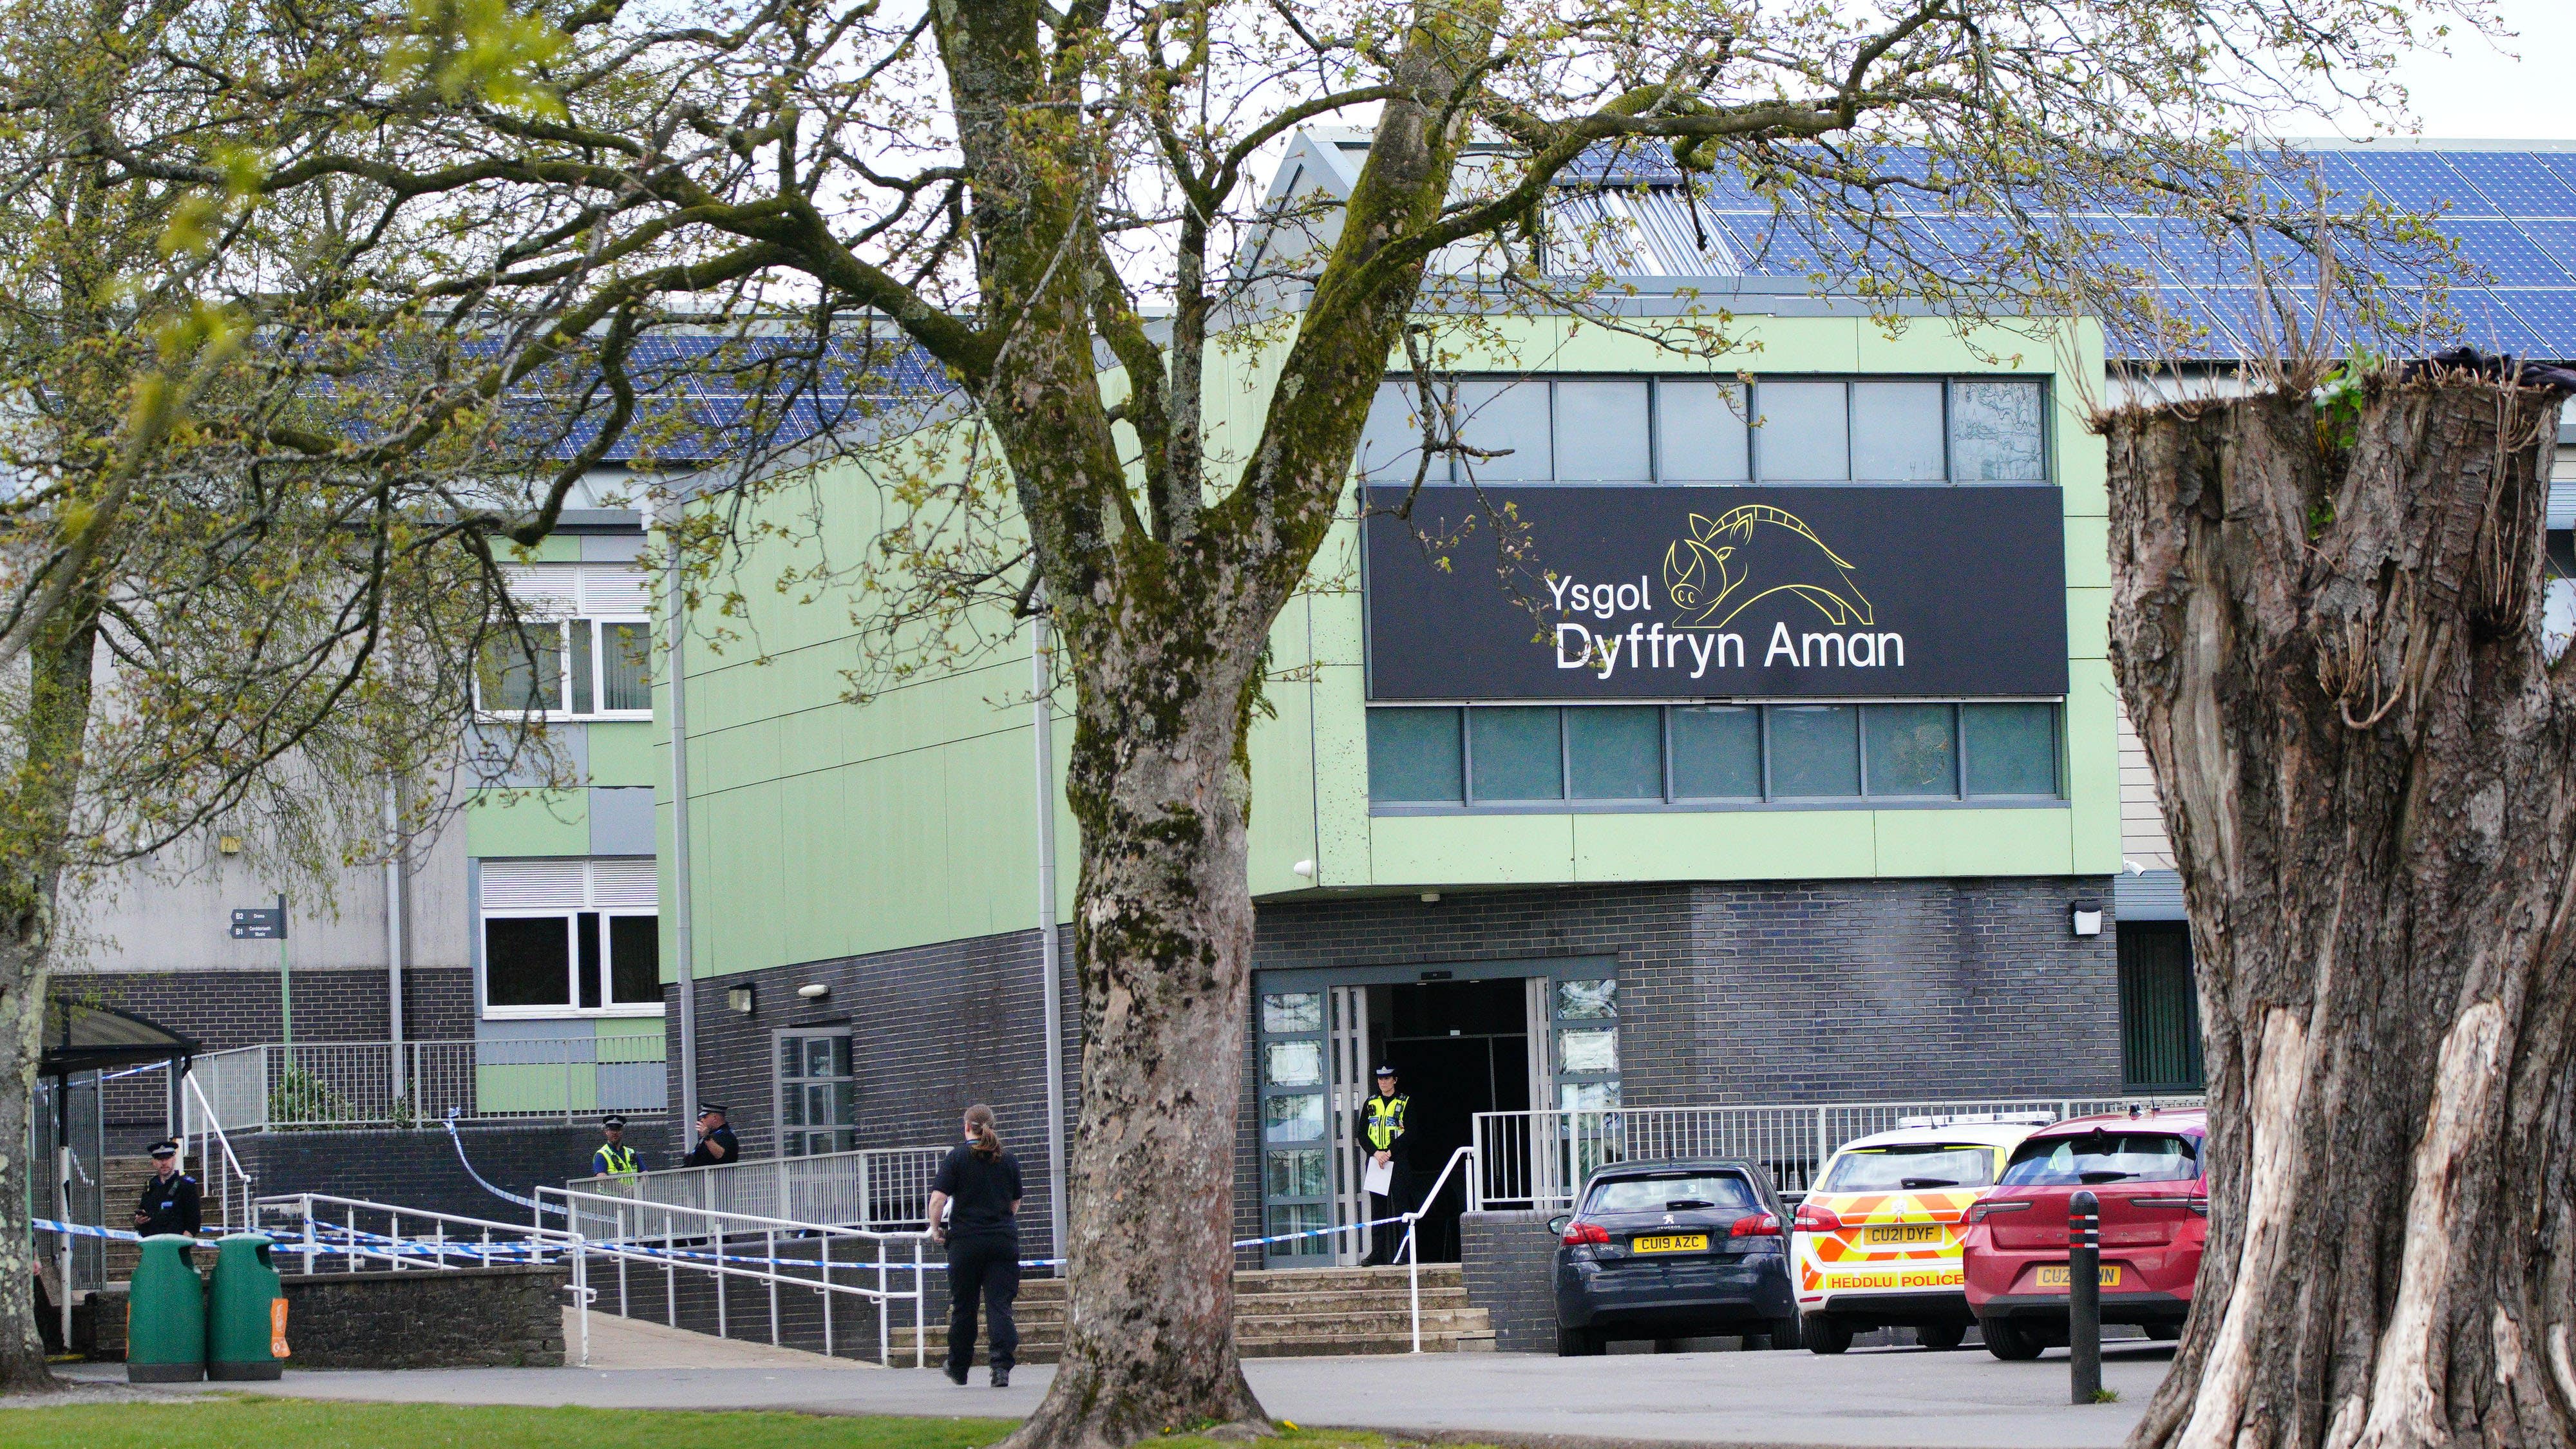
[1548,1158,1800,1355]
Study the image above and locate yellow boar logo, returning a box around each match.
[1663,506,1873,630]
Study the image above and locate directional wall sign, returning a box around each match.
[228,906,286,941]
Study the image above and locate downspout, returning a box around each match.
[1030,604,1070,1273]
[664,496,701,1135]
[383,779,406,1102]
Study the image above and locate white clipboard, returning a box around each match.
[1363,1157,1394,1197]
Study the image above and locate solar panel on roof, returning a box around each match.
[2341,150,2477,213]
[2443,153,2576,216]
[2436,220,2576,285]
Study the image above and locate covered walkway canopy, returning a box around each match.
[41,998,197,1079]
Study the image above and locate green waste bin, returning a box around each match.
[126,1236,206,1383]
[205,1235,285,1381]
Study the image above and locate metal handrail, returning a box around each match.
[1397,1144,1477,1355]
[183,1070,257,1229]
[568,1143,947,1232]
[538,1185,933,1367]
[256,1192,593,1367]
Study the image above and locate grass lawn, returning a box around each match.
[1,1399,1426,1449]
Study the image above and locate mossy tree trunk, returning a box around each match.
[2107,375,2576,1449]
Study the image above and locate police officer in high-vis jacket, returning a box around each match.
[1356,1065,1410,1266]
[592,1115,642,1177]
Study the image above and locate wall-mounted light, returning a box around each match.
[217,835,242,856]
[1420,892,1441,904]
[796,982,830,1000]
[1291,860,1316,878]
[726,985,755,1014]
[2070,900,2104,938]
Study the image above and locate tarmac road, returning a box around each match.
[75,1333,2177,1448]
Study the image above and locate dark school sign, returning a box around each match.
[1363,485,2069,700]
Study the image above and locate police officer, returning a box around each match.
[592,1115,643,1177]
[1356,1065,1410,1267]
[683,1103,738,1167]
[133,1140,201,1238]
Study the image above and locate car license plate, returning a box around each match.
[2036,1264,2123,1288]
[1631,1233,1709,1254]
[1862,1224,1946,1246]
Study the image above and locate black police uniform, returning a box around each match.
[1357,1087,1411,1267]
[136,1170,202,1238]
[931,1141,1023,1380]
[684,1119,739,1168]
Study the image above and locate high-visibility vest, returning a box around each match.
[1363,1094,1408,1151]
[597,1144,639,1176]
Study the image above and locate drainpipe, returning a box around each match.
[1031,605,1069,1273]
[384,780,406,1101]
[664,497,701,1141]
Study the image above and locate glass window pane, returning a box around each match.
[478,623,563,713]
[1552,381,1651,482]
[569,618,596,714]
[807,1084,833,1126]
[1558,1028,1620,1073]
[1356,381,1439,484]
[1367,709,1463,803]
[1262,1092,1325,1144]
[1266,1149,1329,1199]
[1950,381,2048,481]
[1264,1041,1325,1088]
[779,1037,802,1078]
[807,1038,833,1077]
[1560,1081,1622,1112]
[576,910,603,1009]
[1566,706,1662,799]
[1850,383,1947,482]
[483,917,571,1007]
[832,1081,857,1124]
[1260,992,1323,1035]
[1266,1203,1329,1256]
[781,1086,805,1126]
[1656,379,1750,482]
[602,622,652,711]
[1754,381,1848,481]
[1670,705,1761,798]
[608,915,659,1003]
[1865,704,1958,795]
[1556,978,1617,1020]
[1455,379,1553,482]
[1966,703,2060,795]
[829,1036,853,1077]
[1768,704,1859,795]
[1468,708,1563,800]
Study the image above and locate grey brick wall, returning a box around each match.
[238,1121,604,1222]
[281,1265,565,1367]
[1461,1209,1561,1352]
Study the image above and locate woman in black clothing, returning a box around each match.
[927,1103,1023,1387]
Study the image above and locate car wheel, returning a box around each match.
[1763,1315,1803,1350]
[1557,1327,1604,1358]
[1803,1315,1853,1356]
[1917,1322,1967,1352]
[2146,1323,2182,1342]
[1981,1317,2044,1361]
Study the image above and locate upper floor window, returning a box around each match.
[480,618,652,719]
[1354,375,2048,487]
[478,857,661,1018]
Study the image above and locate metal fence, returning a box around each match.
[1471,1095,2206,1210]
[570,1144,947,1231]
[184,1038,668,1131]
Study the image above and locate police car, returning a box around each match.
[1789,1116,2047,1354]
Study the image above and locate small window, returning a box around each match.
[608,916,661,1003]
[1669,705,1761,798]
[1262,1093,1325,1144]
[1555,978,1616,1019]
[1267,1149,1328,1198]
[1950,380,2047,481]
[1468,707,1562,800]
[1754,381,1850,482]
[1367,709,1463,802]
[484,918,571,1007]
[1864,704,1958,796]
[601,623,653,711]
[1965,703,2060,795]
[1557,1027,1620,1072]
[577,910,603,1009]
[1454,380,1552,482]
[1566,706,1662,799]
[1850,382,1947,482]
[1552,381,1651,482]
[1656,381,1750,482]
[1768,705,1859,795]
[1356,381,1435,483]
[479,624,564,714]
[1260,991,1323,1034]
[1263,1041,1325,1088]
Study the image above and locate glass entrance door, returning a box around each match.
[1256,989,1332,1264]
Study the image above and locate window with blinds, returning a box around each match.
[479,565,656,720]
[2117,923,2203,1092]
[478,857,661,1018]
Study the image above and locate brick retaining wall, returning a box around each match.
[1461,1209,1562,1353]
[281,1265,565,1367]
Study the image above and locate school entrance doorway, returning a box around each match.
[1254,957,1621,1269]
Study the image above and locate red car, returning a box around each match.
[1958,1108,2206,1359]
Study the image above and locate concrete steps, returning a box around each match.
[895,1264,1495,1365]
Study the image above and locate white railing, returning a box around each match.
[538,1185,933,1366]
[184,1038,668,1131]
[570,1145,948,1231]
[1471,1095,2206,1211]
[180,1069,258,1229]
[255,1192,595,1367]
[1398,1144,1477,1354]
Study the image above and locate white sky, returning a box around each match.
[2355,1,2576,140]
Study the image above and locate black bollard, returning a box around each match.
[2069,1189,2101,1403]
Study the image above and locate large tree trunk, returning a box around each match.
[0,594,100,1392]
[2107,372,2576,1449]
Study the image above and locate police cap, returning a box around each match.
[697,1102,727,1117]
[1373,1065,1397,1078]
[601,1115,627,1131]
[148,1139,179,1159]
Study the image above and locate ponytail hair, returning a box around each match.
[965,1103,1003,1160]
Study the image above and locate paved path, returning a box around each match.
[72,1338,2177,1447]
